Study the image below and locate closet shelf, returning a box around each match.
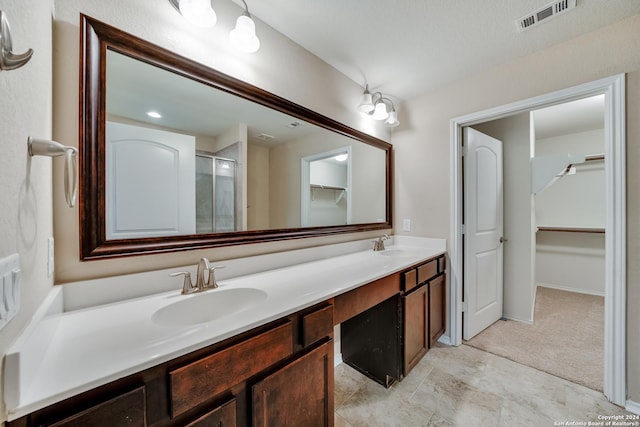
[536,226,605,234]
[310,184,346,191]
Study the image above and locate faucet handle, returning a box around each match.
[169,271,195,294]
[205,265,226,289]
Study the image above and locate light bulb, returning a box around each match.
[230,15,260,53]
[357,92,374,113]
[334,154,348,162]
[179,0,217,28]
[371,102,389,120]
[385,110,400,127]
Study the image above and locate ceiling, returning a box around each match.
[242,0,640,103]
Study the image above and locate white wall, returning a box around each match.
[393,14,640,401]
[269,131,385,229]
[535,129,605,228]
[474,113,536,323]
[536,231,605,296]
[0,0,53,420]
[247,143,270,230]
[534,128,606,295]
[52,0,391,283]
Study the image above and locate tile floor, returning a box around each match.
[334,343,632,426]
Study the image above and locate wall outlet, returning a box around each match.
[0,254,21,331]
[48,237,54,277]
[403,219,411,232]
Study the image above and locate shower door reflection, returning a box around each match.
[196,154,237,233]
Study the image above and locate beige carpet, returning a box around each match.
[464,286,604,391]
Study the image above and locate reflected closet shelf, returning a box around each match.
[536,226,605,234]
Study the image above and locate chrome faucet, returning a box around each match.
[373,234,389,251]
[169,257,226,294]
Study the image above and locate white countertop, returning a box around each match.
[4,236,445,420]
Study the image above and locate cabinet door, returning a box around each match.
[252,341,333,427]
[429,274,446,347]
[403,285,428,375]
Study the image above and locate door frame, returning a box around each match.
[449,74,626,405]
[301,146,352,227]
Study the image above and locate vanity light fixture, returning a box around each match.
[169,0,217,28]
[169,0,259,53]
[229,0,260,53]
[357,85,400,128]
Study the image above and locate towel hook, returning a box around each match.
[28,137,78,208]
[0,10,33,71]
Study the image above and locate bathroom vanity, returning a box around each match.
[4,238,446,426]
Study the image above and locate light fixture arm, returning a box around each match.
[240,0,251,16]
[371,93,396,111]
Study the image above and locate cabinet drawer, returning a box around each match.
[185,398,236,427]
[402,269,418,292]
[334,273,400,324]
[301,305,333,347]
[417,259,438,284]
[169,322,293,417]
[49,386,146,427]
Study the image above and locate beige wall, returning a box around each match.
[52,0,390,283]
[393,14,640,402]
[269,131,386,228]
[247,143,270,229]
[0,0,53,419]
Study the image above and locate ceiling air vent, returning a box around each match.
[517,0,577,32]
[256,133,275,141]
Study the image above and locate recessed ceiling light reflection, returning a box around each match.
[146,111,162,119]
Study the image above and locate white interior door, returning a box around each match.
[106,121,196,239]
[463,127,504,340]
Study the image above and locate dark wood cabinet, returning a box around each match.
[252,341,333,427]
[8,303,333,427]
[338,254,446,384]
[184,398,237,427]
[403,285,428,374]
[48,387,146,427]
[429,274,446,346]
[8,254,445,426]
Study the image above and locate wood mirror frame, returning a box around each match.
[79,15,393,260]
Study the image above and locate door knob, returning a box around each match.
[500,237,508,243]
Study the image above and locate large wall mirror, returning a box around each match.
[80,15,392,260]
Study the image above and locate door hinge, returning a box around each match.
[460,301,468,312]
[461,145,466,157]
[460,224,466,235]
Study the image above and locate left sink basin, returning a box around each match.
[152,288,268,327]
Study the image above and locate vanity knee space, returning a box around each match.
[336,254,446,387]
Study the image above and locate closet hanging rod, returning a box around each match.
[584,154,605,162]
[310,184,346,191]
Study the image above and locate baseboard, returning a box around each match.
[501,315,533,325]
[334,353,343,367]
[626,400,640,416]
[438,335,452,346]
[537,282,605,297]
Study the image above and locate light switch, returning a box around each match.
[0,254,20,331]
